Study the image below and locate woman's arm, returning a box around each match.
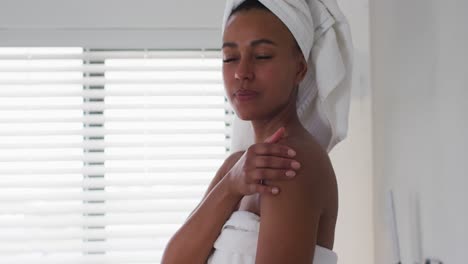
[161,152,244,264]
[255,141,336,264]
[162,127,300,264]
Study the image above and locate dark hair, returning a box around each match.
[228,0,303,56]
[230,0,269,17]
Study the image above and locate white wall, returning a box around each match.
[371,0,468,263]
[0,1,375,263]
[0,0,226,48]
[331,1,374,264]
[0,0,224,28]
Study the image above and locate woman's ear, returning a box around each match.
[294,56,308,86]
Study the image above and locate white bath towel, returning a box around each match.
[222,0,354,153]
[207,211,338,264]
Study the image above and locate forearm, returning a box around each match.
[161,176,242,264]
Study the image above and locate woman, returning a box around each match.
[162,0,353,263]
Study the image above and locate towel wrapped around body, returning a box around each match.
[207,211,338,264]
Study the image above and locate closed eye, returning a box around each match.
[223,55,272,63]
[256,55,272,60]
[223,58,238,63]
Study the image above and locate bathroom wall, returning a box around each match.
[0,0,225,48]
[331,1,374,264]
[370,0,468,263]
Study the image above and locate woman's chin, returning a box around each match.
[234,110,255,121]
[235,112,265,121]
[238,116,253,121]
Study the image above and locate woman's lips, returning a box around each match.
[235,90,259,102]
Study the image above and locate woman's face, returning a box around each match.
[222,9,307,121]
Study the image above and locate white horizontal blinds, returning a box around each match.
[103,49,228,264]
[0,47,88,264]
[0,48,231,264]
[82,48,106,258]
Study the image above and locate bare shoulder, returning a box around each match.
[283,134,338,216]
[224,151,245,168]
[219,151,245,180]
[279,135,336,196]
[255,135,338,262]
[283,135,337,216]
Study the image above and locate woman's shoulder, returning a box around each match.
[258,133,338,250]
[279,133,332,171]
[223,151,245,172]
[276,133,337,201]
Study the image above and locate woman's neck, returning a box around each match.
[251,104,306,143]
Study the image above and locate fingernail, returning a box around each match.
[286,170,296,177]
[292,161,301,169]
[288,149,296,157]
[272,187,279,195]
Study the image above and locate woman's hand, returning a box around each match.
[226,127,301,196]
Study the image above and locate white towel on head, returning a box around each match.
[222,0,353,153]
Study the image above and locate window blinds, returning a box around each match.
[0,47,233,264]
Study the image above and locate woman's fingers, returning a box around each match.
[250,168,296,183]
[250,143,296,158]
[250,183,280,195]
[254,156,301,170]
[229,128,299,196]
[263,127,285,143]
[246,168,296,196]
[248,127,291,195]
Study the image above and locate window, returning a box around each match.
[0,47,233,263]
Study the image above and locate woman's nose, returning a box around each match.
[234,57,254,81]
